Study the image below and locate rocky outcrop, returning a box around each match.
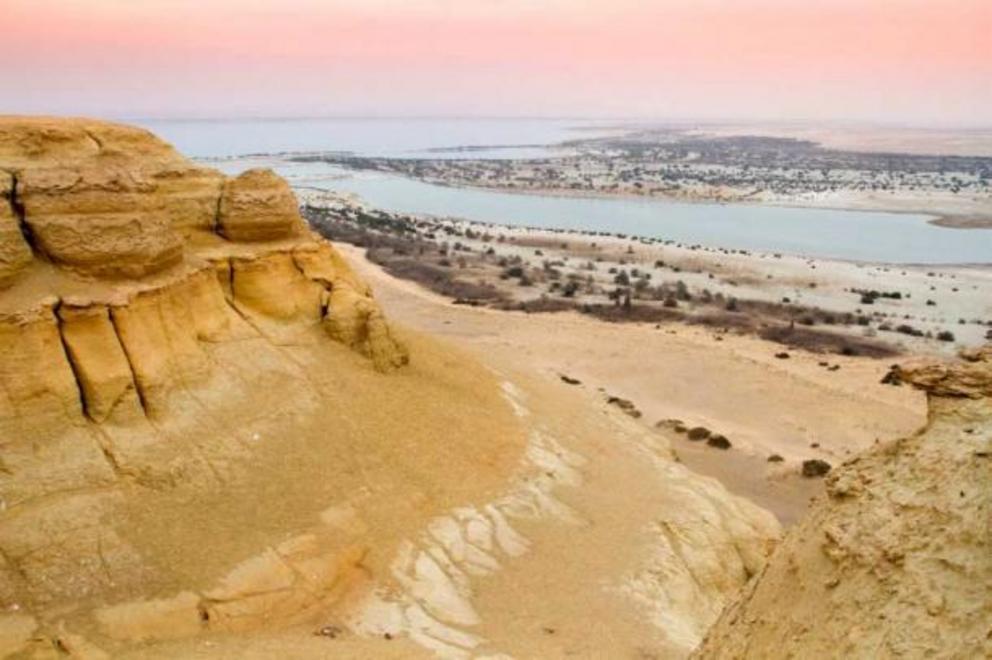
[0,118,420,624]
[694,346,992,659]
[0,116,406,368]
[217,168,306,241]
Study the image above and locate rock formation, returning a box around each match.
[0,117,408,417]
[0,118,781,658]
[218,168,306,241]
[694,346,992,659]
[0,118,425,643]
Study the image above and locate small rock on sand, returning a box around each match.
[655,419,688,433]
[687,427,712,441]
[802,459,832,478]
[707,434,732,450]
[607,396,642,418]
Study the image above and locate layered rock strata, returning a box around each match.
[0,118,407,424]
[0,117,412,618]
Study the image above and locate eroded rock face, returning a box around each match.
[18,162,186,278]
[0,115,413,609]
[694,346,992,659]
[0,172,32,286]
[218,168,305,241]
[0,116,407,371]
[0,119,425,653]
[0,117,225,278]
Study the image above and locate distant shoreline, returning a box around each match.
[312,163,992,238]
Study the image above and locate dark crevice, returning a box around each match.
[52,636,72,656]
[222,276,254,325]
[211,181,226,234]
[82,128,104,153]
[8,171,43,258]
[227,257,236,302]
[98,443,127,480]
[220,262,258,328]
[108,308,151,417]
[53,300,91,420]
[197,600,211,626]
[91,425,135,481]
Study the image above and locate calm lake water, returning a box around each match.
[149,118,989,265]
[215,159,991,265]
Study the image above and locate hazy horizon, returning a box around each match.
[4,0,990,127]
[58,115,992,131]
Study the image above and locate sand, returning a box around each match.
[336,242,927,525]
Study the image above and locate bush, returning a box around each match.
[562,280,580,298]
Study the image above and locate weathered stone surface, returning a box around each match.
[0,614,38,658]
[694,345,992,659]
[324,285,410,372]
[230,252,324,322]
[16,162,185,278]
[890,344,992,398]
[96,591,203,642]
[0,117,227,278]
[0,119,416,627]
[0,303,85,430]
[56,302,144,423]
[217,168,305,242]
[0,171,32,286]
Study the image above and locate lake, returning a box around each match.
[217,158,992,265]
[142,117,989,265]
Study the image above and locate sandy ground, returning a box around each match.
[336,243,927,526]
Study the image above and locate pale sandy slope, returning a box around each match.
[336,243,927,525]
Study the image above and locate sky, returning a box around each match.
[2,0,990,125]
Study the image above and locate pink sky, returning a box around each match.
[3,0,990,125]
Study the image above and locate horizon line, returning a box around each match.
[103,114,992,131]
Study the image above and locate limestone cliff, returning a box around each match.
[0,118,432,639]
[694,346,992,659]
[0,117,407,411]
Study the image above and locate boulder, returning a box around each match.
[801,459,831,477]
[707,434,732,450]
[217,168,305,242]
[687,426,712,441]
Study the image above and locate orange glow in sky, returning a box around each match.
[3,0,990,124]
